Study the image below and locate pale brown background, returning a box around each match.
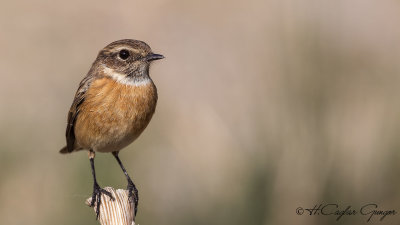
[1,0,400,224]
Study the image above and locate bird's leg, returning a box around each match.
[89,150,115,219]
[112,151,139,215]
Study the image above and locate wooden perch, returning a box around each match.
[85,187,135,225]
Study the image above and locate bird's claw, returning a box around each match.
[90,184,115,219]
[127,181,139,215]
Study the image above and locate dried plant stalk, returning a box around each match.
[85,187,135,225]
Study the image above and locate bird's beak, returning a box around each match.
[146,53,164,61]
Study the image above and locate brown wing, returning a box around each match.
[64,75,95,153]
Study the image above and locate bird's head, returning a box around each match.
[93,39,164,85]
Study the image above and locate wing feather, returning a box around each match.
[64,75,95,152]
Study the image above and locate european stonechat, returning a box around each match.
[60,39,164,218]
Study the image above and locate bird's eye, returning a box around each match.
[119,49,130,60]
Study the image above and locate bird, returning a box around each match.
[59,39,164,219]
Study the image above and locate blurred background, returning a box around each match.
[1,0,400,224]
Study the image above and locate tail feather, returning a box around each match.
[59,146,70,154]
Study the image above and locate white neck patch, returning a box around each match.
[102,66,150,87]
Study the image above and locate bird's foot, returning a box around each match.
[127,180,139,215]
[90,183,115,219]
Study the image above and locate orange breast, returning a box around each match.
[74,77,157,152]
